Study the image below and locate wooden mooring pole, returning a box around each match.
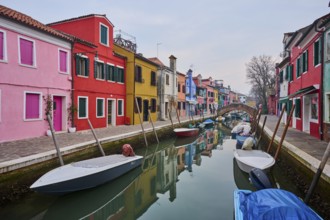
[47,114,64,166]
[267,104,286,153]
[168,108,174,128]
[135,98,148,147]
[148,109,159,144]
[274,104,295,160]
[255,116,267,149]
[304,141,330,204]
[87,119,105,156]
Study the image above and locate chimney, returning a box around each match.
[169,55,177,71]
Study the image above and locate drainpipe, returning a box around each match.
[71,41,75,128]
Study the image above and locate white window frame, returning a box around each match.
[106,63,115,82]
[95,59,105,80]
[96,98,105,118]
[117,99,124,116]
[0,30,7,63]
[78,96,88,119]
[23,91,42,121]
[99,23,109,46]
[18,35,37,68]
[58,48,70,74]
[309,93,318,123]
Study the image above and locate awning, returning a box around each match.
[279,97,289,103]
[288,85,319,99]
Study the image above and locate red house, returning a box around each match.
[281,14,327,139]
[49,14,126,130]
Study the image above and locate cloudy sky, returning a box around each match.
[1,0,329,94]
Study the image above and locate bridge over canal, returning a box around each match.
[217,103,258,118]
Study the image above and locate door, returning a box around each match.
[303,96,310,132]
[107,99,116,126]
[53,96,62,131]
[143,100,149,122]
[165,102,168,118]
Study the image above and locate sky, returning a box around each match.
[1,0,329,95]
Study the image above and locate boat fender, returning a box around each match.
[122,144,135,157]
[242,137,254,150]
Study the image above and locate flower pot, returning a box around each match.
[68,127,76,133]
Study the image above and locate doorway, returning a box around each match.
[107,99,116,126]
[143,100,149,122]
[53,96,63,131]
[303,96,310,132]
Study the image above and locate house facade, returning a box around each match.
[149,56,178,121]
[177,72,186,117]
[193,74,207,115]
[49,14,126,130]
[0,6,73,142]
[185,69,197,116]
[202,77,216,114]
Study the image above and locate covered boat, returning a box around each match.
[30,154,143,194]
[234,189,322,220]
[234,149,275,173]
[174,128,199,137]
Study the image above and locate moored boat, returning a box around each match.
[30,154,143,194]
[173,128,199,137]
[233,149,275,173]
[234,189,322,220]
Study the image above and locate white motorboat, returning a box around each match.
[233,149,275,173]
[30,154,143,194]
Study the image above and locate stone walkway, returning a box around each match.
[0,114,329,178]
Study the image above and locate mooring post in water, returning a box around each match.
[168,108,174,128]
[148,109,159,144]
[304,141,330,204]
[87,119,105,156]
[255,116,267,149]
[274,104,295,160]
[135,97,148,147]
[176,108,181,126]
[47,114,64,166]
[267,104,286,153]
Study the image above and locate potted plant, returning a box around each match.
[43,94,53,136]
[67,103,78,133]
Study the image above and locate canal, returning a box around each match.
[0,124,317,220]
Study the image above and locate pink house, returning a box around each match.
[0,6,73,142]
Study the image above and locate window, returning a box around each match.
[117,66,124,83]
[135,65,142,82]
[75,55,89,77]
[296,57,302,78]
[178,83,181,92]
[151,71,156,86]
[311,95,318,120]
[182,85,186,93]
[326,32,330,62]
[19,37,35,67]
[166,74,169,85]
[314,40,321,66]
[96,98,104,117]
[94,60,105,80]
[78,96,88,119]
[134,97,142,113]
[0,30,7,62]
[59,49,69,74]
[302,50,308,73]
[279,71,283,83]
[24,92,41,120]
[178,102,181,110]
[100,23,109,46]
[183,102,186,110]
[151,99,157,112]
[106,64,115,81]
[117,99,124,116]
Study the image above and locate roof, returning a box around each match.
[0,5,72,42]
[149,57,165,66]
[135,54,159,67]
[47,13,114,27]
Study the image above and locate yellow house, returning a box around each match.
[114,44,158,125]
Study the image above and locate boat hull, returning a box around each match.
[234,150,275,173]
[30,155,143,194]
[174,128,199,137]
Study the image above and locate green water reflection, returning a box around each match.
[0,124,298,220]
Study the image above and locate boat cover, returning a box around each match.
[203,119,214,124]
[237,189,322,220]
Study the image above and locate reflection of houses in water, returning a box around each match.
[156,147,178,202]
[176,146,186,175]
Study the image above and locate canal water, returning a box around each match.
[0,124,305,220]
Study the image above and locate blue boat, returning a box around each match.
[234,189,323,220]
[203,119,214,127]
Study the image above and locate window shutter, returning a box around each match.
[295,99,301,117]
[86,58,90,76]
[75,55,80,75]
[114,66,118,82]
[306,50,308,71]
[101,63,105,79]
[94,61,97,78]
[105,65,109,80]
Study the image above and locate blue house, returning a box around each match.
[185,69,197,116]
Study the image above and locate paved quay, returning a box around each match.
[0,114,329,182]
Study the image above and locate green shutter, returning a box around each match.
[75,55,80,75]
[114,67,118,82]
[94,61,97,78]
[101,63,105,79]
[105,64,109,80]
[86,58,89,76]
[295,99,301,117]
[306,50,308,71]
